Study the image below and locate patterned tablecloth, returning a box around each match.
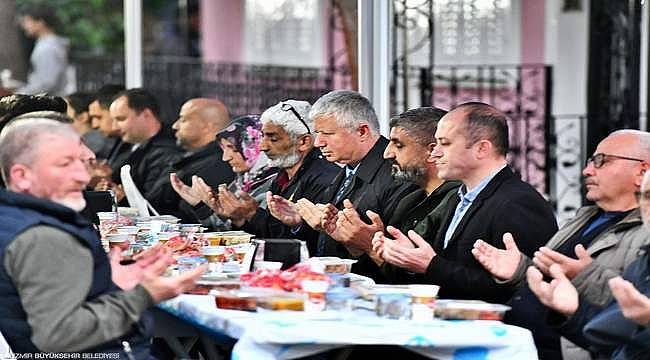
[159,294,538,360]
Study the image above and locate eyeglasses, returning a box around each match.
[281,103,311,134]
[635,191,650,203]
[586,153,645,169]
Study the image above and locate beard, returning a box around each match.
[391,163,426,183]
[267,148,302,169]
[55,196,87,212]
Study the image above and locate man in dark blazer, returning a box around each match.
[156,98,235,222]
[376,102,557,303]
[210,99,339,255]
[293,90,417,279]
[372,107,461,284]
[107,88,182,212]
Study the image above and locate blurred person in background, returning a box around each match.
[88,84,127,164]
[99,88,182,210]
[16,4,69,96]
[66,92,107,159]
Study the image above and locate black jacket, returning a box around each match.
[425,166,557,303]
[317,137,418,279]
[238,148,339,255]
[122,131,182,213]
[151,140,235,222]
[381,181,461,284]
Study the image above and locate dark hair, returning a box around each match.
[389,107,447,146]
[115,88,160,119]
[93,84,125,109]
[455,102,509,156]
[21,3,60,30]
[0,94,67,126]
[66,92,93,114]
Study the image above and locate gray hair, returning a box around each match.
[309,90,380,134]
[0,117,78,186]
[260,99,312,139]
[609,129,650,160]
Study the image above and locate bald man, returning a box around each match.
[152,98,235,222]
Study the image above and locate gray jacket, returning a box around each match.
[507,206,648,306]
[505,206,649,360]
[17,34,69,96]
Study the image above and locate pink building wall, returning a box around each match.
[521,0,545,63]
[200,0,242,63]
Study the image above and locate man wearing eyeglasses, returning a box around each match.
[212,100,339,254]
[472,129,650,359]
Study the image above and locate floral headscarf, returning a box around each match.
[216,115,263,169]
[216,115,276,193]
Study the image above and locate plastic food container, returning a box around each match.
[312,257,357,274]
[434,300,511,320]
[257,295,305,311]
[211,290,258,311]
[326,288,357,311]
[177,256,208,272]
[201,246,226,263]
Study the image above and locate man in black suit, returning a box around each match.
[106,88,182,212]
[375,102,557,303]
[293,90,417,279]
[156,98,235,222]
[213,99,339,255]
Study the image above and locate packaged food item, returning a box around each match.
[434,300,511,320]
[257,296,304,311]
[201,246,226,263]
[326,288,357,311]
[410,285,439,321]
[311,257,357,274]
[177,256,208,272]
[211,290,258,311]
[185,280,240,295]
[106,234,131,251]
[376,292,412,319]
[302,280,329,312]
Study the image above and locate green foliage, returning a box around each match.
[16,0,181,54]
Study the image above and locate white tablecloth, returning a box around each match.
[159,294,538,360]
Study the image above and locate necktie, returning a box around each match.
[316,170,354,256]
[333,170,354,204]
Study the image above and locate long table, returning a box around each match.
[158,294,539,360]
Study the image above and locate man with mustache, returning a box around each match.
[203,99,338,254]
[0,117,203,355]
[472,129,650,359]
[368,107,459,282]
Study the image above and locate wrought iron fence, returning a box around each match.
[70,54,347,124]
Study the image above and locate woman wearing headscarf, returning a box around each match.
[171,115,277,230]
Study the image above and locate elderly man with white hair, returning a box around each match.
[0,116,204,355]
[202,99,339,253]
